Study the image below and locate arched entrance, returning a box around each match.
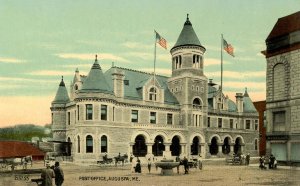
[152,136,165,156]
[209,137,218,155]
[191,137,200,155]
[222,137,230,154]
[170,136,181,156]
[133,135,147,157]
[234,137,242,154]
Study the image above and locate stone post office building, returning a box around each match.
[51,16,259,163]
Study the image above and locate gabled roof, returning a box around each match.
[0,141,45,158]
[267,11,300,41]
[104,67,179,104]
[52,77,70,103]
[172,15,204,50]
[80,58,112,93]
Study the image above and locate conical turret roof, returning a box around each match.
[172,14,203,50]
[52,77,70,103]
[243,88,257,113]
[81,55,112,93]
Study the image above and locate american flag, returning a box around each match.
[155,31,167,49]
[223,39,234,57]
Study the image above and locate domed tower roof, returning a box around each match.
[52,76,70,103]
[81,55,112,93]
[172,14,205,50]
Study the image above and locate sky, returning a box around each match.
[0,0,299,127]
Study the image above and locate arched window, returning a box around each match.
[179,56,182,68]
[74,84,78,90]
[77,136,80,153]
[193,98,202,109]
[149,87,157,101]
[101,135,108,153]
[273,63,285,100]
[86,135,93,153]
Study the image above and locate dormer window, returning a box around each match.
[149,87,157,101]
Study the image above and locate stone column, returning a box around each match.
[200,143,205,157]
[218,143,223,156]
[146,143,153,155]
[180,143,187,157]
[129,142,134,155]
[230,143,234,155]
[163,143,172,158]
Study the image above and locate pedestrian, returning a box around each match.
[130,154,134,163]
[131,157,136,173]
[176,156,180,174]
[41,162,55,186]
[135,157,141,173]
[54,162,64,186]
[269,154,275,169]
[246,153,250,165]
[183,156,189,174]
[198,155,203,170]
[147,158,151,173]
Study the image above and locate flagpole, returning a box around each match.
[153,30,157,88]
[221,34,223,96]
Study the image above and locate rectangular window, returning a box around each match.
[273,111,285,131]
[150,112,156,124]
[77,105,80,121]
[255,120,258,130]
[112,107,115,121]
[75,110,76,124]
[86,104,93,120]
[101,105,107,120]
[230,119,233,129]
[131,110,138,123]
[167,113,173,125]
[246,120,251,129]
[67,112,71,125]
[218,118,222,128]
[207,117,210,128]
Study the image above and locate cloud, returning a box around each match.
[204,58,230,66]
[0,57,25,63]
[122,42,152,49]
[56,53,131,63]
[225,91,266,102]
[28,70,75,76]
[234,57,256,61]
[206,70,265,79]
[223,81,265,90]
[0,77,57,83]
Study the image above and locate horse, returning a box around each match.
[114,154,128,167]
[22,155,33,169]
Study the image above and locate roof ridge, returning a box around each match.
[112,66,168,78]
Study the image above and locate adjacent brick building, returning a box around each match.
[51,16,259,163]
[253,101,266,156]
[263,11,300,164]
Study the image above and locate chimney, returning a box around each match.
[112,68,125,98]
[235,93,244,113]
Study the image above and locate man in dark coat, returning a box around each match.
[41,163,55,186]
[183,156,189,174]
[54,162,64,186]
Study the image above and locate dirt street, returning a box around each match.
[0,161,299,186]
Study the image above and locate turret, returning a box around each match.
[51,76,70,153]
